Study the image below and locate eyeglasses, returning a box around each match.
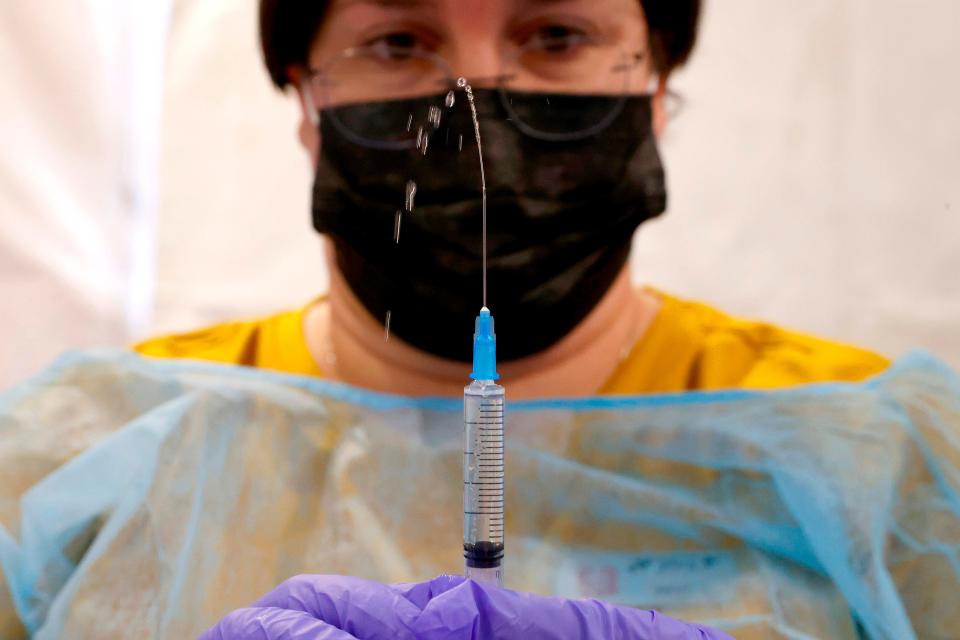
[303,35,651,147]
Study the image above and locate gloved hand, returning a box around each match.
[199,574,731,640]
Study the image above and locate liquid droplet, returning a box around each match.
[457,77,467,88]
[445,90,456,108]
[384,311,392,342]
[405,181,417,212]
[416,126,425,150]
[406,114,413,131]
[421,135,429,155]
[394,209,402,243]
[428,105,441,129]
[458,134,463,151]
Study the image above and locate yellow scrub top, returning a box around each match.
[135,292,889,392]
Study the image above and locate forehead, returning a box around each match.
[322,0,647,30]
[328,0,639,10]
[314,0,648,54]
[330,0,623,7]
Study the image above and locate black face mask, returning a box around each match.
[312,89,666,362]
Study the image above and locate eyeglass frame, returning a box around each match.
[301,38,651,149]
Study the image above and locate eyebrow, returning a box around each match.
[521,0,600,5]
[331,0,437,10]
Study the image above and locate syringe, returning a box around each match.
[463,307,505,586]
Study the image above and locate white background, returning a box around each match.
[1,0,957,388]
[0,0,167,387]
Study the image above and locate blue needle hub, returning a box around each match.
[470,307,499,381]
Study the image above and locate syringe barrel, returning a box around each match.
[463,378,505,583]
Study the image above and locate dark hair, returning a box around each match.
[260,0,702,89]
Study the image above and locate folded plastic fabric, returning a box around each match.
[0,350,957,639]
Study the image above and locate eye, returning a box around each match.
[527,24,591,53]
[364,32,425,59]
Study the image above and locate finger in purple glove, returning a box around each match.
[201,574,731,640]
[198,605,360,640]
[392,574,468,610]
[222,575,419,640]
[409,577,733,640]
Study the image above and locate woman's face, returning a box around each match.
[291,0,665,161]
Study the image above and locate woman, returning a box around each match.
[137,0,887,399]
[155,1,881,636]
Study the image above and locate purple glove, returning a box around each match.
[199,574,731,640]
